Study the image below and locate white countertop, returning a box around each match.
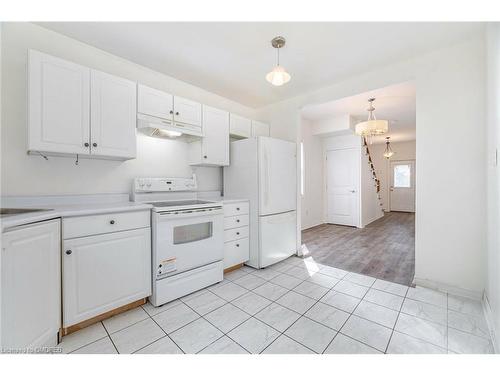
[1,194,248,231]
[1,201,152,232]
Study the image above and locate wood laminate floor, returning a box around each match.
[301,212,415,286]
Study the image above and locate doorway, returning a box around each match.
[326,148,360,227]
[390,160,416,212]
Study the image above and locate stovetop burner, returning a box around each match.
[150,200,214,207]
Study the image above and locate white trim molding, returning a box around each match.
[482,293,499,354]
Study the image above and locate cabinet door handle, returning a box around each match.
[203,155,208,159]
[236,244,240,247]
[236,232,240,235]
[92,143,98,147]
[236,219,240,223]
[175,111,179,116]
[65,250,72,255]
[110,220,115,224]
[236,207,240,211]
[84,142,89,147]
[169,110,174,114]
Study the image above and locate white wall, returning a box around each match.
[300,118,324,230]
[0,23,256,196]
[369,141,416,211]
[486,23,500,352]
[310,114,354,136]
[256,35,486,294]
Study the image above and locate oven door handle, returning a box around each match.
[157,207,223,219]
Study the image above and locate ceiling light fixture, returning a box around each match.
[266,36,291,86]
[355,98,389,142]
[383,137,394,159]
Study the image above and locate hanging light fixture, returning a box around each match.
[383,137,395,159]
[266,36,291,86]
[355,98,389,142]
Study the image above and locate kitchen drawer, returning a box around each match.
[224,214,249,230]
[223,201,249,217]
[63,210,150,239]
[224,238,249,269]
[224,226,249,242]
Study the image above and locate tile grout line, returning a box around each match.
[383,286,410,354]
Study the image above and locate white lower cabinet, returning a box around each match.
[223,201,250,270]
[62,212,151,328]
[1,220,61,349]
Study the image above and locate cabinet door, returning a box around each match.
[251,120,270,137]
[28,50,90,155]
[1,220,61,349]
[62,228,151,327]
[173,96,202,127]
[90,70,137,159]
[201,105,230,165]
[229,114,251,138]
[137,84,173,121]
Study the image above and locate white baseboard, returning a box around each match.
[301,222,324,231]
[412,277,483,300]
[482,293,499,354]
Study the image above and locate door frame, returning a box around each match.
[323,146,362,228]
[389,159,416,212]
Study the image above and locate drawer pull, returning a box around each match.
[110,220,115,225]
[65,250,72,255]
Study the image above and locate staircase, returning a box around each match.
[362,137,384,212]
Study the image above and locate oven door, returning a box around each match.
[153,207,224,279]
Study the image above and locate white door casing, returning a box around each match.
[390,160,416,212]
[326,148,360,227]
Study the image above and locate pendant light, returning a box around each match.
[355,98,389,142]
[266,36,291,86]
[383,137,394,159]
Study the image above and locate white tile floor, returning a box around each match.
[59,256,495,354]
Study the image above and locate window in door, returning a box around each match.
[393,164,411,188]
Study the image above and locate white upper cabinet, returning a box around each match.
[137,84,173,121]
[28,50,137,160]
[90,70,137,159]
[229,114,251,138]
[173,96,202,127]
[189,105,229,166]
[28,50,90,155]
[251,120,270,137]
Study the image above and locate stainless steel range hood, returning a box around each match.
[137,113,203,142]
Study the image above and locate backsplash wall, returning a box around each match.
[0,23,256,196]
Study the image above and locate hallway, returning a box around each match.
[301,212,415,286]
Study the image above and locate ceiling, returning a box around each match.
[302,81,416,143]
[38,22,482,108]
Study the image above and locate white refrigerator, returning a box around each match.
[224,136,297,268]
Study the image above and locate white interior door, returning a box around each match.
[390,160,416,212]
[258,137,297,216]
[326,148,359,226]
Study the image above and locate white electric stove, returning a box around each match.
[132,175,224,307]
